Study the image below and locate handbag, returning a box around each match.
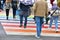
[16,9,21,15]
[47,9,57,18]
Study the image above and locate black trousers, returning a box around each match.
[12,8,16,18]
[0,2,2,9]
[6,9,9,17]
[6,8,16,18]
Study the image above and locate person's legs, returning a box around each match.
[13,8,16,19]
[0,2,1,9]
[6,9,9,20]
[35,16,43,38]
[39,17,43,34]
[54,16,58,32]
[49,16,54,28]
[27,8,31,16]
[19,15,23,27]
[23,10,29,28]
[24,16,27,28]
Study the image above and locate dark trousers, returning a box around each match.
[1,4,3,10]
[20,15,27,28]
[12,8,16,18]
[0,2,1,9]
[6,9,9,17]
[6,9,9,20]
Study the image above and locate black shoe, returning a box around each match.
[19,25,22,27]
[45,22,48,24]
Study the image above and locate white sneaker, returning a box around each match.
[55,29,59,33]
[35,35,40,39]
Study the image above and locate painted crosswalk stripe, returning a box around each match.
[1,19,60,37]
[1,9,60,37]
[1,22,60,28]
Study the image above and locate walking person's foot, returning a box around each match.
[45,22,48,24]
[19,25,22,27]
[6,16,8,20]
[55,29,59,33]
[35,35,40,39]
[24,25,26,28]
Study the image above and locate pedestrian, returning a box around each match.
[34,0,48,38]
[19,0,35,28]
[5,0,12,20]
[11,0,18,19]
[49,1,60,32]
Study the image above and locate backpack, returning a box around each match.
[20,2,30,11]
[20,0,35,7]
[47,9,57,18]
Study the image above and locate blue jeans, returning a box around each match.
[35,16,44,37]
[20,15,27,26]
[49,16,58,30]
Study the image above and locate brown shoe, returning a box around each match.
[19,25,22,27]
[55,29,59,33]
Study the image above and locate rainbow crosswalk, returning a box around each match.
[0,19,60,37]
[0,10,60,37]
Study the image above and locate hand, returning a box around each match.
[51,14,53,16]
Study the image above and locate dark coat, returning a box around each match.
[19,3,31,17]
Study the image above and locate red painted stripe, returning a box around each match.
[2,22,60,29]
[2,24,60,29]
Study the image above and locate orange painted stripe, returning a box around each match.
[5,29,60,34]
[5,29,36,32]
